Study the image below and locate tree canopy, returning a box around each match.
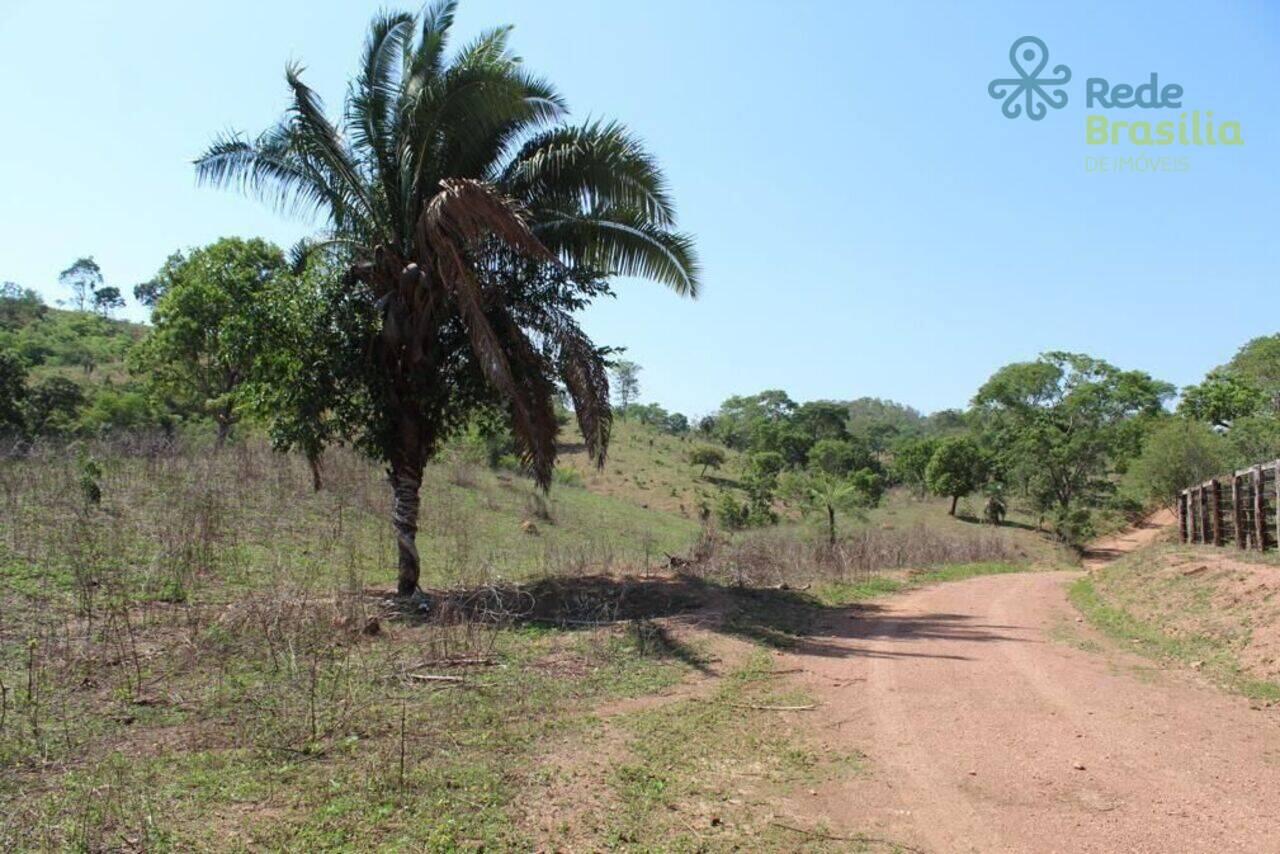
[130,238,290,443]
[195,1,698,594]
[973,352,1172,518]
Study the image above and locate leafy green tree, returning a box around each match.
[1178,372,1266,427]
[925,435,987,516]
[235,256,371,487]
[1125,419,1228,508]
[59,257,103,312]
[710,390,796,450]
[196,3,698,595]
[972,352,1173,518]
[1222,335,1280,412]
[77,389,163,434]
[922,408,969,437]
[740,461,780,526]
[130,238,289,444]
[792,401,851,444]
[612,360,641,415]
[0,351,28,435]
[91,286,126,317]
[132,254,183,309]
[0,283,46,330]
[846,397,923,453]
[1224,415,1280,468]
[688,445,726,477]
[663,412,689,434]
[781,466,881,544]
[715,491,749,531]
[807,437,876,478]
[26,377,86,435]
[892,436,939,498]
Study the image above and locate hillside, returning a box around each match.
[0,303,143,384]
[557,419,743,518]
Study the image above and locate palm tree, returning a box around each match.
[196,2,698,596]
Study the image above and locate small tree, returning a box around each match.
[782,466,881,544]
[0,283,46,329]
[925,436,987,516]
[0,351,28,435]
[1178,372,1266,428]
[688,445,726,477]
[132,253,183,309]
[91,286,126,317]
[26,377,86,435]
[1225,415,1280,468]
[130,238,288,444]
[892,436,939,498]
[1126,419,1228,508]
[58,257,104,312]
[612,360,641,415]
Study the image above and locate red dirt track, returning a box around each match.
[781,515,1280,853]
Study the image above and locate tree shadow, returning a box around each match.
[713,585,1032,661]
[953,514,1042,533]
[382,572,1031,671]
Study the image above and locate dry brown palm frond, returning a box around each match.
[415,178,554,266]
[547,315,611,468]
[489,311,559,488]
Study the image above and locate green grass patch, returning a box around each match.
[598,650,863,851]
[1070,574,1280,703]
[814,562,1030,607]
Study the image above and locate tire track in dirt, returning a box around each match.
[777,515,1280,853]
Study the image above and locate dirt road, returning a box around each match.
[781,520,1280,853]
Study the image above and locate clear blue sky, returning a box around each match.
[1,1,1276,417]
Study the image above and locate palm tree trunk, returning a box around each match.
[827,504,836,545]
[390,456,424,596]
[949,494,958,516]
[389,413,427,596]
[215,417,232,447]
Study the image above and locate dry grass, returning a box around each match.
[0,432,1066,849]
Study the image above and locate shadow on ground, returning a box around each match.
[380,571,1031,667]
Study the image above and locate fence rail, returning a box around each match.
[1178,460,1280,550]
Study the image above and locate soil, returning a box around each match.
[777,511,1280,853]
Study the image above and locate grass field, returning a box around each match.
[0,426,1079,849]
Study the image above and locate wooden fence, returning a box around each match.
[1178,460,1280,550]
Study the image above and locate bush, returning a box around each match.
[1052,504,1095,548]
[716,492,749,530]
[1125,419,1228,508]
[688,446,726,477]
[925,436,987,515]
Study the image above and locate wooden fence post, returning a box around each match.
[1233,474,1246,549]
[1211,479,1223,546]
[1274,462,1280,553]
[1177,491,1188,543]
[1186,489,1196,543]
[1254,465,1266,551]
[1198,486,1208,545]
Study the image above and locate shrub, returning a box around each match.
[688,446,726,477]
[1125,419,1228,508]
[925,436,987,515]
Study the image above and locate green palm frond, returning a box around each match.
[506,121,676,227]
[534,209,700,297]
[283,64,381,229]
[195,127,344,221]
